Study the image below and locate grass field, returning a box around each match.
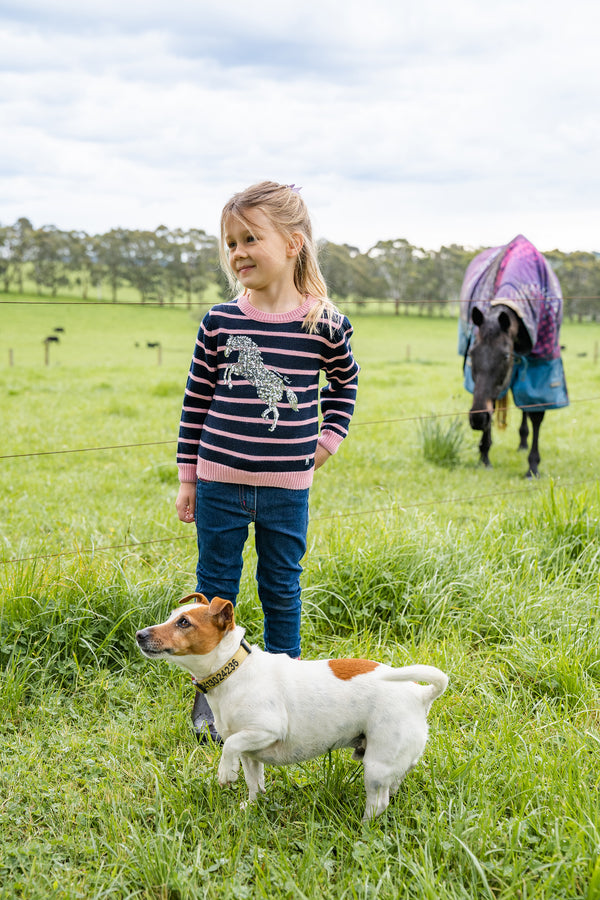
[1,296,600,899]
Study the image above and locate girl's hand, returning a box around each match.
[314,444,332,471]
[176,482,196,523]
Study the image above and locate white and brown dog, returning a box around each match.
[136,593,448,820]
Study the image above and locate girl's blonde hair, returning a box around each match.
[219,181,340,334]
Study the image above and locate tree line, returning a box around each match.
[0,218,221,307]
[1,217,599,319]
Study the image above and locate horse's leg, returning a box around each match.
[262,405,279,431]
[526,411,544,478]
[518,410,529,450]
[225,362,243,388]
[479,423,492,467]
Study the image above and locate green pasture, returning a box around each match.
[1,297,600,899]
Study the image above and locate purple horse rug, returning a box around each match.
[458,234,569,411]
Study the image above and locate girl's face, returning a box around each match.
[224,208,300,294]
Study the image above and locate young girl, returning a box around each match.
[175,181,360,741]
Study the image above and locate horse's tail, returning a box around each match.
[285,388,298,411]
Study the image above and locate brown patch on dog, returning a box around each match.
[328,659,380,680]
[147,597,236,656]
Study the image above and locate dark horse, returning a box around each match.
[459,235,569,478]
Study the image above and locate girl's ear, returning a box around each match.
[287,232,304,257]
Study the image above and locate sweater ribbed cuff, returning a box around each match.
[318,429,344,456]
[178,464,198,483]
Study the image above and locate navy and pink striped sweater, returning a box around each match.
[177,295,359,489]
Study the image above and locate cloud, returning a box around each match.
[0,0,598,252]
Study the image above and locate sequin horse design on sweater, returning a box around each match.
[224,335,299,431]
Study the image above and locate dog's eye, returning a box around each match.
[176,616,191,628]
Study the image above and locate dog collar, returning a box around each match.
[192,639,252,694]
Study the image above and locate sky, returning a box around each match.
[1,0,598,253]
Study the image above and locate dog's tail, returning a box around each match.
[381,664,448,708]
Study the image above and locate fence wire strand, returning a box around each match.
[2,295,600,311]
[2,299,599,566]
[1,476,597,567]
[1,396,598,461]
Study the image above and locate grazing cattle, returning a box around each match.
[458,235,569,477]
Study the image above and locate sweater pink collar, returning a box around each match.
[237,293,316,323]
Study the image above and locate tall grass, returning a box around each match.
[418,415,466,468]
[1,485,599,899]
[1,307,600,898]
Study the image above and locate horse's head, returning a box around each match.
[467,305,522,432]
[225,335,241,358]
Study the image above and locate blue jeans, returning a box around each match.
[194,481,309,657]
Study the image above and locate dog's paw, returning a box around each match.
[217,759,240,787]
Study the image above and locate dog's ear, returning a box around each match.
[179,592,209,606]
[209,596,235,630]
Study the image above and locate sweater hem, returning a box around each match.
[197,459,315,489]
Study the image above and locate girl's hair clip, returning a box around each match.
[287,184,302,193]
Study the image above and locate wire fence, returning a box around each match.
[1,396,599,462]
[2,295,600,308]
[2,476,597,568]
[1,396,598,566]
[2,296,599,568]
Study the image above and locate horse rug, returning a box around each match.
[458,234,569,411]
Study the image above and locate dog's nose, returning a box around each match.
[136,628,150,645]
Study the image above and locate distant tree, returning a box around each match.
[170,228,217,308]
[318,241,382,303]
[122,229,167,303]
[411,250,442,315]
[152,225,180,304]
[67,230,102,300]
[197,231,222,298]
[319,242,353,299]
[30,225,71,296]
[434,244,476,313]
[211,245,230,302]
[368,239,416,313]
[0,225,10,292]
[2,218,34,292]
[547,250,600,322]
[350,251,385,305]
[1,216,598,320]
[96,229,129,302]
